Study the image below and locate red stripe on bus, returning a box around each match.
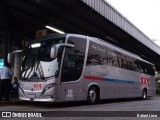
[84,76,103,80]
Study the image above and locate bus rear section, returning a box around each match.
[82,37,155,102]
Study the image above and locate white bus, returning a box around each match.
[8,34,155,104]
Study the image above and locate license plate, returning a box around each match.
[28,94,36,98]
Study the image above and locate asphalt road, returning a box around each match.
[0,95,160,120]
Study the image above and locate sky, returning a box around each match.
[106,0,160,45]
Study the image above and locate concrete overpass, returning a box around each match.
[0,0,160,70]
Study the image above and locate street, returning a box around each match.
[0,95,160,120]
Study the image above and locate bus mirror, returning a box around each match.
[7,53,11,64]
[50,45,56,59]
[7,50,23,63]
[50,43,74,59]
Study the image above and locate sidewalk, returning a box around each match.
[0,98,23,106]
[0,92,25,105]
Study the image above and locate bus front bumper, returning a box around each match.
[19,96,56,102]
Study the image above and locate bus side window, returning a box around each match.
[61,37,86,82]
[61,49,76,82]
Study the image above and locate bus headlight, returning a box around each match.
[44,83,57,91]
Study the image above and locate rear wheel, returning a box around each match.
[87,86,97,104]
[142,89,147,100]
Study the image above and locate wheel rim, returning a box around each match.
[143,91,147,99]
[88,89,96,103]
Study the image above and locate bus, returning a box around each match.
[8,34,155,104]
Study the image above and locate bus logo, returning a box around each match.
[34,84,42,89]
[140,75,150,89]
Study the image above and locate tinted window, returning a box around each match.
[87,41,118,67]
[86,41,155,76]
[61,37,86,82]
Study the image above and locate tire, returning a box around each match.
[87,86,97,104]
[142,89,147,100]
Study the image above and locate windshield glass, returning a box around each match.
[21,37,65,80]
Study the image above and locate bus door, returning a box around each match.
[60,36,87,101]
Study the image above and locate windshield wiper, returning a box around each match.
[23,46,42,80]
[23,54,37,80]
[36,61,44,79]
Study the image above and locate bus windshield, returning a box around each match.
[21,38,65,80]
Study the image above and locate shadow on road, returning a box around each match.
[14,97,153,109]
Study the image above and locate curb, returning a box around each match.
[0,99,25,106]
[0,99,42,106]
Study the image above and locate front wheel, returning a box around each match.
[87,86,97,104]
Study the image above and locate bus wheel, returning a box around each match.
[142,89,147,100]
[87,86,97,104]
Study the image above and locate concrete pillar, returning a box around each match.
[4,30,9,65]
[13,52,21,79]
[4,30,12,65]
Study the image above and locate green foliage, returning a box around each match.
[156,86,160,94]
[156,77,160,82]
[156,77,160,94]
